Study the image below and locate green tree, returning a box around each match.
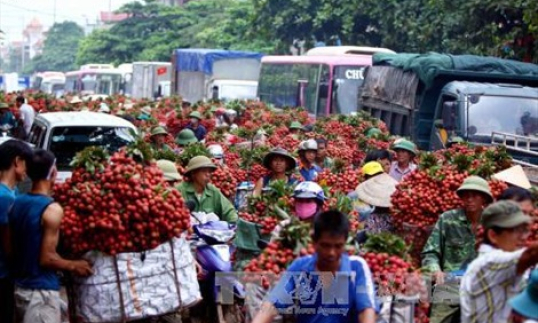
[76,0,275,66]
[25,21,85,73]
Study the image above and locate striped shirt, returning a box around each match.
[460,244,526,323]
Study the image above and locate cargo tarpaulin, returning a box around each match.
[174,49,264,74]
[373,52,538,89]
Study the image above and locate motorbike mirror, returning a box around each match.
[186,200,196,212]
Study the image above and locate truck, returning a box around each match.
[358,53,538,172]
[1,73,30,92]
[130,62,172,100]
[171,49,263,103]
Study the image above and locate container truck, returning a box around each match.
[171,49,263,103]
[130,62,172,100]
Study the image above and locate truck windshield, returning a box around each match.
[49,126,134,171]
[332,66,365,115]
[467,95,538,137]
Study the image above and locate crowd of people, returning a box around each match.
[0,93,537,323]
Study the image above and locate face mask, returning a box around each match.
[295,201,318,220]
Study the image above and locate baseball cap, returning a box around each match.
[362,161,384,176]
[481,200,533,229]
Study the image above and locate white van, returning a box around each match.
[27,111,137,183]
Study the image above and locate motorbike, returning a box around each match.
[187,201,245,323]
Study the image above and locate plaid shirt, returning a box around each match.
[460,244,526,323]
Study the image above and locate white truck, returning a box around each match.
[130,62,172,100]
[27,111,137,183]
[171,49,263,103]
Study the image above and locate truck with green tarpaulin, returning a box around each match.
[358,53,538,169]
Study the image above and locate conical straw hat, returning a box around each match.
[356,173,398,208]
[492,165,531,189]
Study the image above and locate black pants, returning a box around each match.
[0,278,14,323]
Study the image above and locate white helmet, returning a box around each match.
[208,144,224,159]
[225,109,237,117]
[298,139,318,151]
[293,181,326,204]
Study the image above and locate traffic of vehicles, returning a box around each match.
[6,47,538,163]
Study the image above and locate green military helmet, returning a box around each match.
[365,127,382,138]
[392,139,418,156]
[289,121,304,130]
[150,126,168,137]
[175,128,198,145]
[184,156,217,175]
[481,200,532,229]
[156,159,182,182]
[457,175,493,203]
[189,111,202,120]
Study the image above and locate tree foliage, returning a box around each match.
[74,0,537,66]
[252,0,537,61]
[25,21,85,73]
[76,0,274,66]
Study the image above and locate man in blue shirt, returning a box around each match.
[252,210,377,323]
[0,139,33,322]
[186,111,207,142]
[9,150,93,322]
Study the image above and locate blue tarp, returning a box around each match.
[174,49,264,74]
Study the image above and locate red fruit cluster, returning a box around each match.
[56,151,190,255]
[317,167,361,195]
[362,252,413,296]
[211,166,238,199]
[166,116,189,137]
[244,241,314,289]
[248,163,269,182]
[239,211,279,235]
[391,167,507,266]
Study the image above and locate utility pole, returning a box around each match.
[109,0,112,13]
[53,0,57,23]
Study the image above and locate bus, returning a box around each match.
[31,72,65,94]
[80,64,115,71]
[257,55,372,116]
[64,69,123,96]
[306,46,396,56]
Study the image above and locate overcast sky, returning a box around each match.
[0,0,134,41]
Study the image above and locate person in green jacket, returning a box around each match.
[149,126,172,152]
[421,175,494,323]
[177,156,237,222]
